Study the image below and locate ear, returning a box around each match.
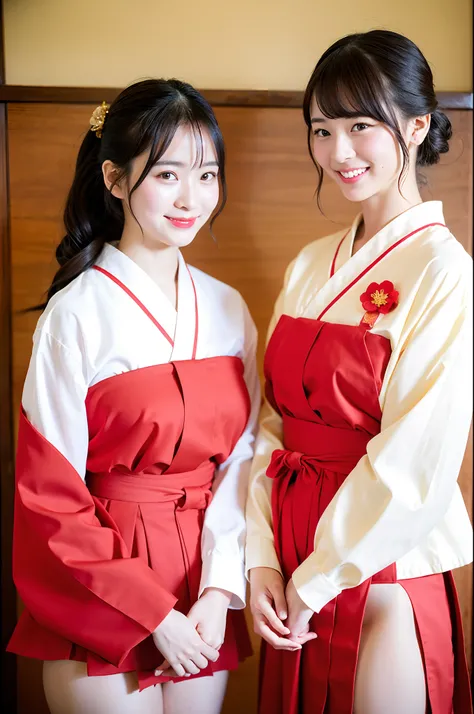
[102,160,125,199]
[409,114,431,147]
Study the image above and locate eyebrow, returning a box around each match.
[310,117,327,124]
[153,160,219,167]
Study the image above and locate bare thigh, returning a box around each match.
[162,670,229,714]
[353,583,426,714]
[43,660,163,714]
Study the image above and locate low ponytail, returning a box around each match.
[38,128,124,309]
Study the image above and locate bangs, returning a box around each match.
[304,46,399,130]
[149,115,207,170]
[129,102,222,198]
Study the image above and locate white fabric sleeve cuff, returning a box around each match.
[199,550,247,610]
[292,561,341,613]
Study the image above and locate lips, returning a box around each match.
[165,216,198,229]
[337,167,369,184]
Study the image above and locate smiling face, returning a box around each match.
[309,95,415,205]
[105,124,220,249]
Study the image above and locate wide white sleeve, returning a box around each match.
[292,263,473,612]
[199,302,261,609]
[22,328,89,477]
[245,261,299,577]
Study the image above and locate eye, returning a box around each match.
[158,171,178,181]
[352,123,370,132]
[201,171,217,181]
[313,128,330,137]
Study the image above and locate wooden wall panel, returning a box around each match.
[8,103,472,714]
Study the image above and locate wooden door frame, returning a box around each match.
[0,1,17,711]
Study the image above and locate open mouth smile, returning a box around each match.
[337,168,370,183]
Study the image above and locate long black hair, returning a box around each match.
[39,78,226,309]
[302,30,452,207]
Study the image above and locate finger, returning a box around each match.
[195,624,218,648]
[291,631,318,645]
[270,582,288,620]
[190,652,209,670]
[300,632,318,643]
[156,667,175,678]
[198,632,223,650]
[259,599,290,635]
[258,621,302,651]
[168,662,187,678]
[181,659,200,675]
[200,642,220,662]
[154,659,170,677]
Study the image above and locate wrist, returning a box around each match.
[201,587,232,605]
[288,579,313,614]
[250,566,283,583]
[153,607,176,633]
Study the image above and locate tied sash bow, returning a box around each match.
[266,449,323,481]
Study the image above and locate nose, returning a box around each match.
[174,178,198,211]
[331,132,356,164]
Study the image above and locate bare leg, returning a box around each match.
[43,660,163,714]
[354,583,427,714]
[162,670,229,714]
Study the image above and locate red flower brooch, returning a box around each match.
[359,280,399,328]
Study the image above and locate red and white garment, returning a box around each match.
[246,201,473,713]
[8,243,260,690]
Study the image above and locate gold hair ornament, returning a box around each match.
[89,101,110,138]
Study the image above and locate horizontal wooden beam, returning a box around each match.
[0,86,472,110]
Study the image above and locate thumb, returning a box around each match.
[295,632,318,645]
[195,621,207,639]
[155,659,170,676]
[270,581,288,621]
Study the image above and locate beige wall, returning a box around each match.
[4,0,472,91]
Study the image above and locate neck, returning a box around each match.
[118,226,179,308]
[353,172,423,253]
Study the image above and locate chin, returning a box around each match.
[177,235,199,249]
[340,190,368,204]
[166,231,200,249]
[147,227,201,249]
[341,184,379,203]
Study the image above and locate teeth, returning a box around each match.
[340,168,368,178]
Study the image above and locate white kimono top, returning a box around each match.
[23,242,260,609]
[246,201,473,613]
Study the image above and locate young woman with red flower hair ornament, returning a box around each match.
[246,30,472,714]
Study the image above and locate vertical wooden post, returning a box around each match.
[0,0,17,710]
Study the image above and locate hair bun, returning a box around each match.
[417,109,452,166]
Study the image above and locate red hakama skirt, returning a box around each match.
[259,315,472,714]
[8,356,252,690]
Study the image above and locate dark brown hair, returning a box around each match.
[38,78,226,309]
[303,30,452,207]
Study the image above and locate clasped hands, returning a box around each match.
[152,567,315,679]
[152,587,231,679]
[249,567,317,651]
